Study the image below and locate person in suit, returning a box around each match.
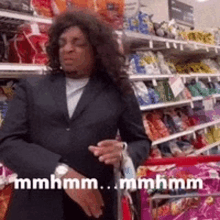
[0,10,151,220]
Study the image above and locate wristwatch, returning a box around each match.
[54,163,70,179]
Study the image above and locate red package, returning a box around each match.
[147,112,170,138]
[192,132,208,149]
[0,184,13,220]
[32,0,54,17]
[143,114,161,141]
[8,23,49,64]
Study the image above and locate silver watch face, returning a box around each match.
[56,165,69,175]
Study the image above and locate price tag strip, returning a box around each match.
[206,46,209,52]
[166,41,170,49]
[152,79,157,86]
[194,44,198,50]
[149,40,153,49]
[173,42,177,49]
[180,44,184,51]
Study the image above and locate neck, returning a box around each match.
[64,68,94,79]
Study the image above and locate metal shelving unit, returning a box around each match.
[0,64,48,78]
[1,10,220,156]
[152,118,220,146]
[0,9,52,24]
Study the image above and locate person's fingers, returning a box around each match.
[98,152,121,162]
[79,200,92,217]
[86,193,103,218]
[104,158,118,165]
[89,146,115,157]
[94,190,104,208]
[97,140,118,147]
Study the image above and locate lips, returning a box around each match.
[63,58,73,61]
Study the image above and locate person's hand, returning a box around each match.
[88,140,124,168]
[62,168,104,218]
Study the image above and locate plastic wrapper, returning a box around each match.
[147,112,170,138]
[8,23,49,64]
[0,184,13,219]
[129,54,146,74]
[138,12,149,35]
[157,52,172,75]
[142,114,160,141]
[148,88,160,104]
[133,82,151,106]
[32,0,54,17]
[141,163,220,220]
[140,52,161,75]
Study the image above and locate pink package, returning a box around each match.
[141,163,220,220]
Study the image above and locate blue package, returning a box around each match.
[148,88,160,104]
[129,54,146,74]
[0,101,8,119]
[133,82,152,106]
[138,11,149,35]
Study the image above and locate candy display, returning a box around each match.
[141,163,220,220]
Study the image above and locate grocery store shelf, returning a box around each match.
[189,73,220,78]
[140,100,192,111]
[129,74,173,81]
[152,119,220,146]
[194,140,220,155]
[213,94,220,99]
[192,96,203,101]
[0,9,52,24]
[152,129,194,146]
[193,119,220,132]
[125,31,220,50]
[0,64,48,78]
[125,31,188,45]
[129,73,220,81]
[124,31,220,60]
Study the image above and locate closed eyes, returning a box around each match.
[58,38,88,48]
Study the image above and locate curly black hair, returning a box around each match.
[46,9,132,95]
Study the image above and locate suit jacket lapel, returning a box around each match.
[48,73,70,124]
[70,74,108,122]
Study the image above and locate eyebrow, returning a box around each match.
[59,36,83,40]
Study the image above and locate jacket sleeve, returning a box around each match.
[0,79,61,179]
[118,92,151,169]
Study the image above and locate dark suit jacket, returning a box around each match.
[0,72,151,220]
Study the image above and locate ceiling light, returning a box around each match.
[197,0,209,2]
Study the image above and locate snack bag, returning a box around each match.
[138,11,149,35]
[132,82,151,106]
[129,54,146,74]
[8,23,49,64]
[32,0,54,17]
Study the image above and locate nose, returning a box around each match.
[62,42,76,53]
